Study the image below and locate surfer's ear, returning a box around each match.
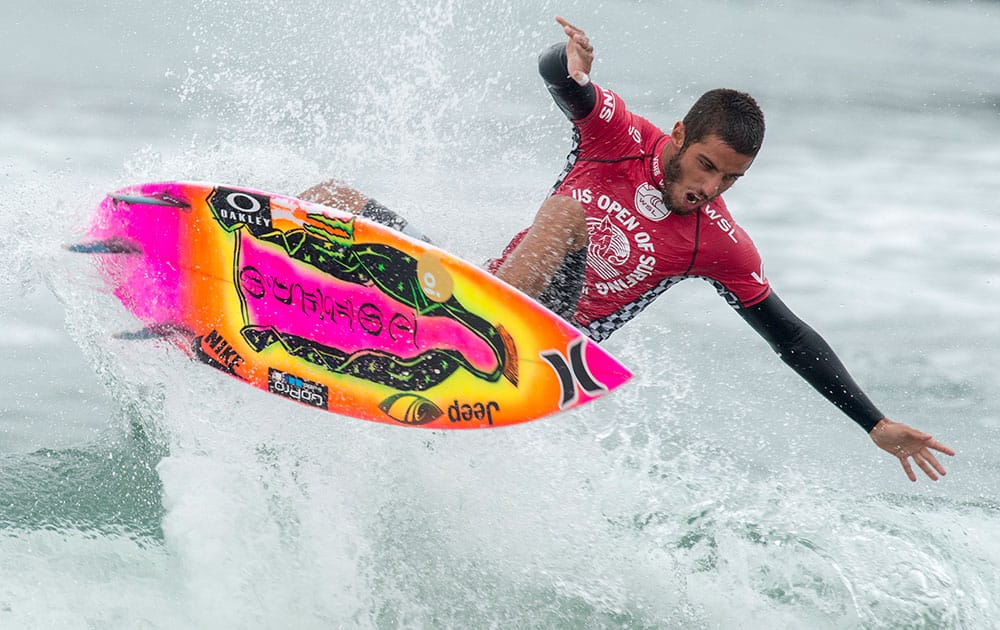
[671,121,685,148]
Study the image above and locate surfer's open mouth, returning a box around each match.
[685,192,705,207]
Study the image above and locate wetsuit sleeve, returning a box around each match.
[738,291,885,432]
[538,43,597,121]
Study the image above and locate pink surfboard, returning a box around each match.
[74,181,632,429]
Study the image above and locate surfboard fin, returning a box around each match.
[65,237,142,254]
[109,193,190,209]
[113,323,194,341]
[497,325,519,386]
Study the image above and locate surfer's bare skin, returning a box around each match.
[298,179,369,213]
[492,195,587,297]
[301,17,955,482]
[870,419,954,482]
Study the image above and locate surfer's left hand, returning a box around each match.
[869,418,956,482]
[555,16,594,86]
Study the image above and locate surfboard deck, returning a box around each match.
[72,181,631,429]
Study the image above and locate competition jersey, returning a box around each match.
[498,84,771,341]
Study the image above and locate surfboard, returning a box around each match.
[72,181,631,429]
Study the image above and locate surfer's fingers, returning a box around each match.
[911,452,940,481]
[556,15,583,35]
[898,457,917,482]
[921,449,948,477]
[556,16,593,48]
[926,438,956,457]
[567,31,592,51]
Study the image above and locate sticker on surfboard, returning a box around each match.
[72,181,632,429]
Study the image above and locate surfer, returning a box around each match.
[301,16,955,481]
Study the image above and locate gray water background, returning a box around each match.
[1,0,999,627]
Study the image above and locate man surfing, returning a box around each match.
[301,17,955,482]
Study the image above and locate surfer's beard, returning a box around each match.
[659,146,719,216]
[659,149,688,215]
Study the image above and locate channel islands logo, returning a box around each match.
[634,182,669,221]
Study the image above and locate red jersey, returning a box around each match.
[496,84,771,341]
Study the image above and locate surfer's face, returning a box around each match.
[661,131,754,216]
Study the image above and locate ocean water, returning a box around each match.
[2,0,999,627]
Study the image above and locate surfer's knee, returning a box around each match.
[535,195,588,252]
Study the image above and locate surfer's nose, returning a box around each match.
[707,174,725,195]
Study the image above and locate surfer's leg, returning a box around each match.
[298,179,369,212]
[493,194,588,300]
[298,179,432,242]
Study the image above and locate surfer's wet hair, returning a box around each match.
[682,89,765,157]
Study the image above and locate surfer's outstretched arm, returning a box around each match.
[739,291,955,481]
